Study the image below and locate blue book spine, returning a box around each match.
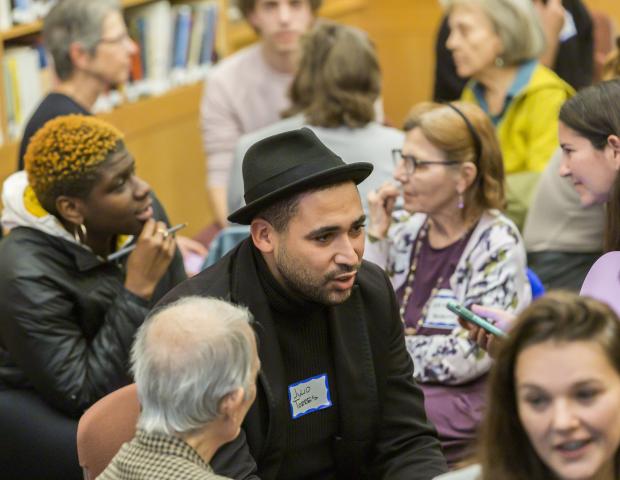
[136,17,147,78]
[35,42,47,68]
[172,8,191,69]
[12,0,31,10]
[200,3,218,65]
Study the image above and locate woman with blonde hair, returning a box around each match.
[366,101,530,465]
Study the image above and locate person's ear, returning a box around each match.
[250,218,277,254]
[68,41,93,71]
[56,195,86,226]
[457,161,478,192]
[218,388,245,419]
[607,135,620,170]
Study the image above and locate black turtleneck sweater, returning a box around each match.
[253,247,338,480]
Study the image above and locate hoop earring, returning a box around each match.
[494,56,505,68]
[458,193,465,210]
[74,224,87,243]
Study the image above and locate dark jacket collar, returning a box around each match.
[229,238,379,475]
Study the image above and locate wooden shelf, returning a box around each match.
[0,0,157,41]
[1,21,43,41]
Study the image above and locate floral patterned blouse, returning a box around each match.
[365,209,531,385]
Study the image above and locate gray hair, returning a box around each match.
[441,0,545,66]
[133,296,255,436]
[43,0,121,80]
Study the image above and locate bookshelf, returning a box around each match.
[0,0,369,235]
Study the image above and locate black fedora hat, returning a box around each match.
[228,128,373,224]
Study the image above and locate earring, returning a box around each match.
[457,193,464,210]
[494,56,504,68]
[74,224,87,243]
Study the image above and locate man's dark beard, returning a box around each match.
[275,247,360,306]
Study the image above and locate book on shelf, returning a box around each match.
[171,4,192,70]
[124,0,218,98]
[0,0,11,31]
[2,43,47,140]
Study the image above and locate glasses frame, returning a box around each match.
[97,31,132,46]
[391,149,459,176]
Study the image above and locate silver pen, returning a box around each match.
[107,223,187,262]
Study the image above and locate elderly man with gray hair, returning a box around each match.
[99,296,260,480]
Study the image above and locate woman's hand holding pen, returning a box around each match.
[367,182,400,240]
[124,219,177,300]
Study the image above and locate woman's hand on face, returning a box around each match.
[124,219,177,300]
[367,182,400,239]
[458,304,516,358]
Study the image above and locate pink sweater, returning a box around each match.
[200,43,293,187]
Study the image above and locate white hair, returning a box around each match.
[441,0,545,66]
[132,296,255,435]
[43,0,122,80]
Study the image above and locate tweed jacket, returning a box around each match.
[365,209,531,385]
[157,238,448,480]
[99,430,229,480]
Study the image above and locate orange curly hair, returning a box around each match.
[25,114,124,214]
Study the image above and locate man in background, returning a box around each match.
[200,0,320,226]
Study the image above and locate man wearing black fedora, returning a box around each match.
[157,128,448,479]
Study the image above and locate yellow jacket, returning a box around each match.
[462,63,574,175]
[462,63,574,228]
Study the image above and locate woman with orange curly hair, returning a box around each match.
[0,115,185,479]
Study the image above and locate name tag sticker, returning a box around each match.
[288,374,332,420]
[423,289,459,330]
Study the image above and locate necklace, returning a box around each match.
[399,222,444,335]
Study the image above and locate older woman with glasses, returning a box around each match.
[365,101,531,466]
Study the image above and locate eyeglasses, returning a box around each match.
[98,32,132,46]
[391,149,459,176]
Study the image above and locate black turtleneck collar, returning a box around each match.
[251,243,323,315]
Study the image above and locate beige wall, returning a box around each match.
[360,0,443,126]
[585,0,620,22]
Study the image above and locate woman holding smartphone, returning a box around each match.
[365,101,530,465]
[437,292,620,480]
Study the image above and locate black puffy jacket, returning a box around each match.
[0,200,186,418]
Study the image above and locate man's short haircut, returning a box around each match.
[284,21,380,128]
[440,0,545,66]
[256,180,353,232]
[133,296,255,436]
[236,0,322,19]
[43,0,121,80]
